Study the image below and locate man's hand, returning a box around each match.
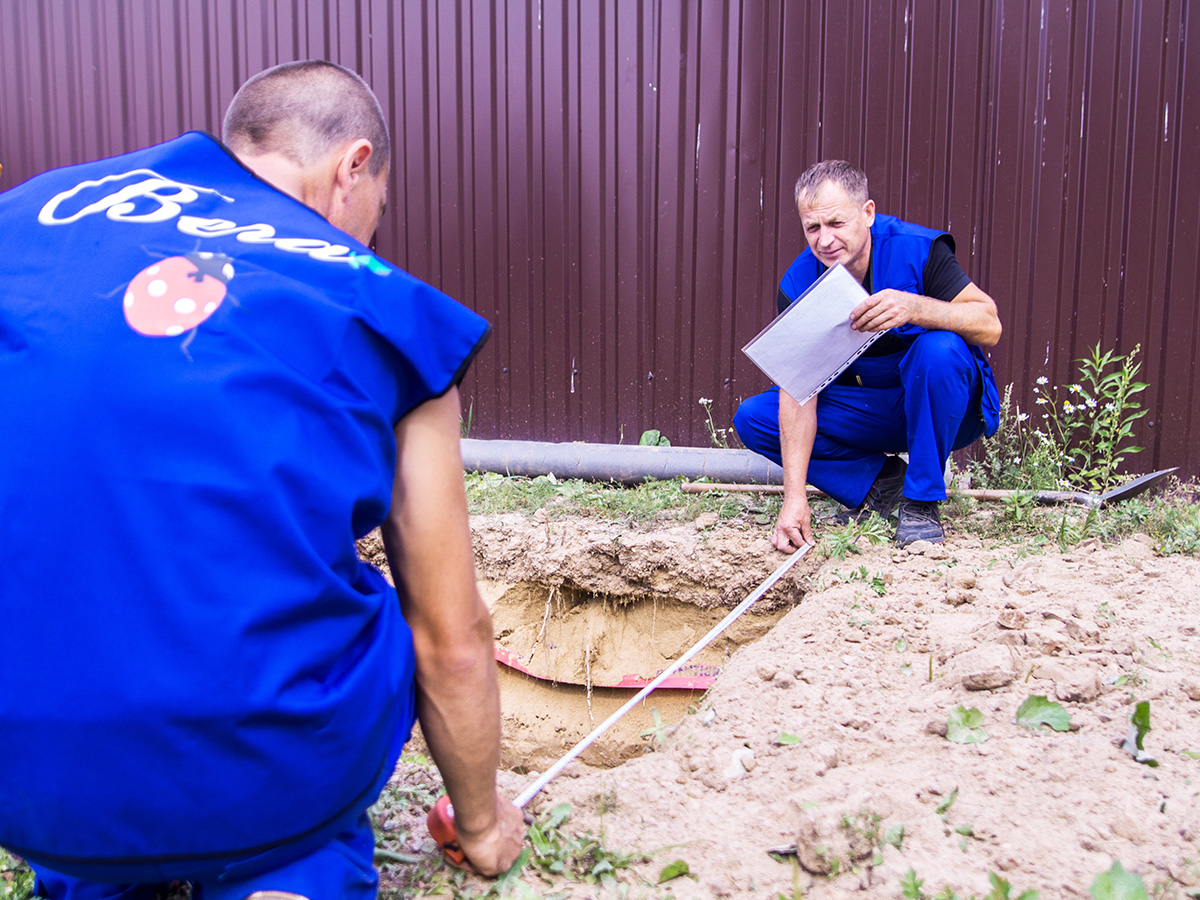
[453,792,527,876]
[772,492,814,553]
[850,283,1002,347]
[849,289,916,333]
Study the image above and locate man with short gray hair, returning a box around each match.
[735,160,1002,549]
[0,60,524,900]
[223,60,391,177]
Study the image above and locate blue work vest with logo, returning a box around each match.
[0,133,488,866]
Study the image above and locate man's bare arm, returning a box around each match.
[848,281,1002,347]
[774,389,817,552]
[380,387,525,875]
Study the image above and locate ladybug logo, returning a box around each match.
[123,251,234,337]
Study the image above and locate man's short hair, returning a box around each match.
[223,60,390,176]
[794,160,869,207]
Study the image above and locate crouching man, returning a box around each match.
[734,161,1002,551]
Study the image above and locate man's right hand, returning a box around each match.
[772,493,814,552]
[454,792,527,877]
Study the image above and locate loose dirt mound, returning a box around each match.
[364,516,1200,897]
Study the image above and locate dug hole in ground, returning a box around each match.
[359,511,1200,898]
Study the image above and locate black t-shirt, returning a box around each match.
[776,235,972,356]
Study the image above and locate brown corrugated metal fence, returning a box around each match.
[3,0,1198,477]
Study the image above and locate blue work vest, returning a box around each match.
[780,213,1000,434]
[0,134,488,866]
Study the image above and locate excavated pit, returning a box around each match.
[358,512,812,772]
[482,580,788,769]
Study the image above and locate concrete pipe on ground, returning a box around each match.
[460,439,784,485]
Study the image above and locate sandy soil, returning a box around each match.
[362,513,1200,898]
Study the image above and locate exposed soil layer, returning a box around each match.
[361,515,1200,898]
[484,579,787,769]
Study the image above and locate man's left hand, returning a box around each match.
[849,289,916,333]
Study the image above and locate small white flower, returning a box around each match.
[1086,398,1097,408]
[1036,397,1048,405]
[1017,413,1030,422]
[1068,383,1082,394]
[1104,402,1116,411]
[699,397,711,405]
[1063,401,1076,413]
[1037,376,1049,385]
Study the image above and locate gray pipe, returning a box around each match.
[460,438,784,485]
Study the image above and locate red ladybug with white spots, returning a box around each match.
[123,251,234,337]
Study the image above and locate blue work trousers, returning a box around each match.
[29,812,379,900]
[733,331,986,508]
[30,812,378,900]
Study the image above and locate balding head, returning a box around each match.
[222,60,390,176]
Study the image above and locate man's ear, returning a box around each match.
[863,198,876,225]
[333,139,375,198]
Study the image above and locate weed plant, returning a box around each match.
[0,850,33,900]
[968,384,1064,491]
[371,756,667,900]
[942,477,1200,557]
[970,343,1149,493]
[697,397,741,449]
[819,514,891,560]
[371,755,461,898]
[524,802,650,890]
[465,471,782,527]
[1037,343,1148,492]
[465,469,1199,558]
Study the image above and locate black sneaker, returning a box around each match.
[831,456,908,525]
[896,498,945,547]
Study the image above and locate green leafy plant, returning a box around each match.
[1157,501,1200,555]
[979,873,1040,900]
[1091,861,1150,899]
[525,802,650,890]
[460,399,474,438]
[657,859,698,884]
[0,850,34,900]
[821,514,891,560]
[698,397,738,449]
[1034,343,1149,493]
[936,787,960,817]
[1015,695,1072,733]
[638,428,671,447]
[971,344,1149,494]
[969,384,1065,490]
[828,565,889,594]
[461,471,781,528]
[370,756,467,897]
[902,868,927,899]
[882,823,905,850]
[639,707,672,750]
[901,868,1040,900]
[1056,511,1085,552]
[1001,490,1039,524]
[1122,700,1159,767]
[946,707,989,744]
